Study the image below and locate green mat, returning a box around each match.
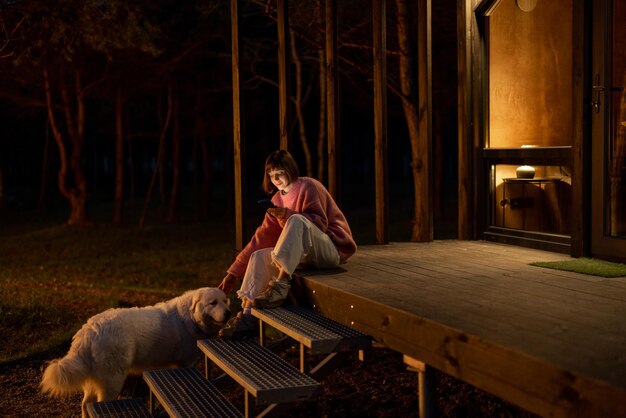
[530,257,626,278]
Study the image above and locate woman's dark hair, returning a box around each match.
[262,149,299,193]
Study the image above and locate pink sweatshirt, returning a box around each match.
[227,177,357,277]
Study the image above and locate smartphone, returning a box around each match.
[257,198,277,210]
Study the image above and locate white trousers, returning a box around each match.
[237,214,340,302]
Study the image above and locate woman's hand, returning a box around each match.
[267,207,291,220]
[218,273,239,294]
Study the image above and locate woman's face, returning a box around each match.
[267,168,292,193]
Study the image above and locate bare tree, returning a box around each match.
[194,94,212,220]
[0,164,4,210]
[317,45,327,183]
[1,0,167,224]
[113,86,125,226]
[43,66,93,225]
[395,0,428,241]
[290,28,313,176]
[140,83,173,228]
[167,88,181,223]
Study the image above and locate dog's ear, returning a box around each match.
[190,293,200,314]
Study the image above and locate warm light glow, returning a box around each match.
[516,0,537,12]
[516,165,536,179]
[488,0,573,148]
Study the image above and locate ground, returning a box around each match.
[0,220,537,417]
[1,340,538,418]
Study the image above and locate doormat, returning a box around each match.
[530,257,626,278]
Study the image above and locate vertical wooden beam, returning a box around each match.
[404,355,437,418]
[277,0,290,150]
[570,0,586,257]
[471,0,485,239]
[326,0,340,200]
[457,0,472,239]
[244,390,253,418]
[416,0,433,241]
[373,0,389,245]
[231,0,246,251]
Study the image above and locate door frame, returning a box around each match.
[460,0,587,257]
[590,0,626,262]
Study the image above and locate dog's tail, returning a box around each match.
[41,354,89,397]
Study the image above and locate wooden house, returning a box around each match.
[459,0,626,262]
[229,0,625,263]
[222,2,626,417]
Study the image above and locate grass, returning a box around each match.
[0,217,237,365]
[530,257,626,278]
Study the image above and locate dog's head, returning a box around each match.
[190,287,231,334]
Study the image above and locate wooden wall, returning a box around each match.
[488,0,573,148]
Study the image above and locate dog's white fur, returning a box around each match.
[41,287,231,416]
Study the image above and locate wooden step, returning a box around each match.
[197,338,320,406]
[252,306,371,354]
[143,367,242,418]
[86,398,151,418]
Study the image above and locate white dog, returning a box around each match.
[41,287,231,417]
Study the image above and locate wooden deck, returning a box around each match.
[294,241,626,418]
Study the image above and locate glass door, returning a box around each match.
[591,0,626,260]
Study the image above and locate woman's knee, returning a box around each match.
[249,248,273,262]
[284,214,308,229]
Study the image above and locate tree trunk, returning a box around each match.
[200,134,211,218]
[195,97,211,220]
[140,84,173,227]
[64,70,89,225]
[43,66,90,225]
[0,164,4,210]
[317,48,327,183]
[289,28,313,177]
[127,114,136,211]
[166,91,180,223]
[113,87,125,226]
[396,0,429,241]
[38,120,51,213]
[192,119,200,220]
[158,97,167,217]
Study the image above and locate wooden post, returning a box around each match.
[231,0,246,251]
[373,0,389,244]
[149,391,155,415]
[244,390,253,418]
[259,320,266,346]
[419,364,437,418]
[326,0,340,200]
[404,355,437,418]
[277,0,290,150]
[416,0,433,241]
[570,0,585,257]
[457,0,472,240]
[300,343,308,373]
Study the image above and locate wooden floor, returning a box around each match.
[294,240,626,418]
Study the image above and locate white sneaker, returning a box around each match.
[254,278,290,309]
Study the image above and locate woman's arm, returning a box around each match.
[227,214,282,277]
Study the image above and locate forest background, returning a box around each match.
[0,0,458,242]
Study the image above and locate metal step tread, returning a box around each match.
[197,338,320,405]
[86,398,151,418]
[252,306,371,354]
[143,367,242,418]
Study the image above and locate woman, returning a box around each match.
[218,149,357,338]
